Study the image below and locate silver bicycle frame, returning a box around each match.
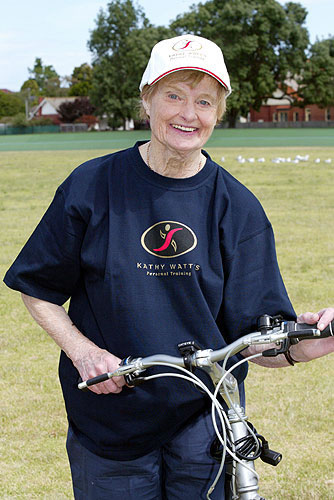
[195,351,264,500]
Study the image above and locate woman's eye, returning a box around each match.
[168,94,179,100]
[199,99,210,106]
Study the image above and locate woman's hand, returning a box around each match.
[72,343,126,395]
[290,308,334,362]
[21,293,126,395]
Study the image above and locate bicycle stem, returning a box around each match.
[194,349,240,408]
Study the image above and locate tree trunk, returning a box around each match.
[227,108,239,128]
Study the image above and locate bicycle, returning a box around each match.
[78,316,333,500]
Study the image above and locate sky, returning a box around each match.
[1,0,333,92]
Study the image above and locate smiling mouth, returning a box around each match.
[171,124,197,132]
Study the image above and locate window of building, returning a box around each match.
[279,111,288,122]
[272,112,278,122]
[293,112,299,122]
[325,108,331,121]
[305,108,311,122]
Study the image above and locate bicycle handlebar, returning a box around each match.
[78,319,334,391]
[78,354,184,390]
[288,320,333,339]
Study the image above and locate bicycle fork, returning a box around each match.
[227,409,264,500]
[195,354,263,500]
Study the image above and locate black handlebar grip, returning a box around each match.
[313,320,334,338]
[78,372,110,390]
[289,320,334,340]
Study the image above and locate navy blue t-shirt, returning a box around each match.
[4,142,295,459]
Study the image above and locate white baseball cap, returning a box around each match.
[139,34,231,97]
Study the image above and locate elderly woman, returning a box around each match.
[4,35,334,499]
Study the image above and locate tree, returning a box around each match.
[10,112,29,127]
[20,78,40,96]
[28,58,63,96]
[88,0,172,129]
[68,64,93,96]
[171,0,310,127]
[0,91,25,118]
[57,97,95,123]
[296,37,334,109]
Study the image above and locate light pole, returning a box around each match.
[25,87,31,120]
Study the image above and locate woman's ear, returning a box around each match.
[142,98,150,118]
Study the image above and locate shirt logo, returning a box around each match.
[141,221,197,258]
[172,39,202,51]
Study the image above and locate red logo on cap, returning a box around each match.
[173,40,202,51]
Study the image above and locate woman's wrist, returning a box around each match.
[284,348,300,365]
[67,333,98,367]
[288,343,307,364]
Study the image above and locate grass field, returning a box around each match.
[0,140,333,499]
[0,127,334,151]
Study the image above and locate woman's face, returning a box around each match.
[144,74,220,155]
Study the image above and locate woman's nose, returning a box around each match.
[179,100,197,121]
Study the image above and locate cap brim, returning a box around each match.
[143,67,230,94]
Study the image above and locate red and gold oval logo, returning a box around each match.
[141,221,197,258]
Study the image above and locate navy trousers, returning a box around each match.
[67,411,226,499]
[66,386,245,500]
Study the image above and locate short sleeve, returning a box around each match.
[3,187,86,305]
[219,224,296,342]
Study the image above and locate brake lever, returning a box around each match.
[120,356,146,387]
[260,319,300,358]
[261,338,290,358]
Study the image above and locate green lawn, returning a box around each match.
[0,146,333,499]
[0,127,333,151]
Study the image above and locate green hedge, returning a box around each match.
[0,124,60,135]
